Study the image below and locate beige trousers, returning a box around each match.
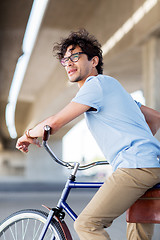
[74,168,160,240]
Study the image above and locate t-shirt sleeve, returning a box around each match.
[134,100,142,108]
[72,77,103,112]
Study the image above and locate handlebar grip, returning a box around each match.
[43,125,51,141]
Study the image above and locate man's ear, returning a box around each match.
[92,56,99,68]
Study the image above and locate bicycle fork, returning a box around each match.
[38,163,80,240]
[37,209,55,240]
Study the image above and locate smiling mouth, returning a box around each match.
[68,69,77,76]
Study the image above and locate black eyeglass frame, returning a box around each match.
[60,52,85,67]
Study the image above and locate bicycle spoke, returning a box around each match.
[15,222,18,240]
[22,218,29,239]
[2,232,7,240]
[33,218,37,238]
[22,220,25,240]
[9,226,16,240]
[45,229,55,240]
[33,221,43,239]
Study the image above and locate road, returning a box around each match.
[0,188,159,239]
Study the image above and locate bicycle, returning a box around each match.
[0,125,160,240]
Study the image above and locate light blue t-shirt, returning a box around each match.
[72,75,160,171]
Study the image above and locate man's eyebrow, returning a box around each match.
[68,46,75,52]
[64,46,77,57]
[64,50,74,58]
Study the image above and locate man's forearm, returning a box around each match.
[140,105,160,135]
[26,102,90,138]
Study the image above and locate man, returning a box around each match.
[16,29,160,240]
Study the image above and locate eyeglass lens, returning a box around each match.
[61,52,83,66]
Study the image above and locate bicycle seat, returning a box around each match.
[126,183,160,223]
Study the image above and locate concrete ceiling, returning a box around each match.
[1,0,160,149]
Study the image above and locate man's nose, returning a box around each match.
[66,58,74,66]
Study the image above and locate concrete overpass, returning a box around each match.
[0,0,160,181]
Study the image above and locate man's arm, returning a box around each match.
[16,102,90,152]
[140,105,160,135]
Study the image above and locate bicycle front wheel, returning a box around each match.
[0,209,66,240]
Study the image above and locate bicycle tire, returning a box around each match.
[0,209,66,240]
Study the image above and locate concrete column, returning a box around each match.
[142,37,160,140]
[142,37,160,110]
[26,138,67,182]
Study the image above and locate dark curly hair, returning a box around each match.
[53,29,103,74]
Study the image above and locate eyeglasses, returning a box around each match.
[60,52,85,67]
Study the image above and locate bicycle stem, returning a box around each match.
[71,162,80,177]
[57,163,80,210]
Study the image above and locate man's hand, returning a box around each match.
[16,135,41,153]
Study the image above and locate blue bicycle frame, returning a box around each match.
[57,178,103,221]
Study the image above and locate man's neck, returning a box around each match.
[78,72,98,88]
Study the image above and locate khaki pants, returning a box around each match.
[74,168,160,240]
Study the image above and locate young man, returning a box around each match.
[16,29,160,240]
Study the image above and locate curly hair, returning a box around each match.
[53,29,103,74]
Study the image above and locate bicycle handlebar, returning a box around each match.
[43,125,51,141]
[43,125,109,170]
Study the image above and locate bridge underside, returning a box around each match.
[0,0,160,180]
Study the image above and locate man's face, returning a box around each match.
[63,45,97,86]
